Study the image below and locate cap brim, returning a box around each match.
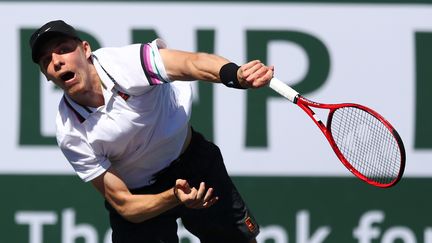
[31,32,77,63]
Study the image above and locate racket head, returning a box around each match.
[326,104,406,188]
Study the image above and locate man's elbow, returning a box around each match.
[122,211,146,224]
[116,204,149,224]
[108,195,147,223]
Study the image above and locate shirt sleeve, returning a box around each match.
[56,115,111,182]
[92,39,172,96]
[140,39,171,85]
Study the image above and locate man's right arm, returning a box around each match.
[91,167,218,223]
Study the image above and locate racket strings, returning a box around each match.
[330,107,401,185]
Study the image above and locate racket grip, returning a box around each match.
[269,77,299,103]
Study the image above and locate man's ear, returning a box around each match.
[82,40,92,59]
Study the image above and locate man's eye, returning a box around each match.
[56,45,73,54]
[59,48,67,54]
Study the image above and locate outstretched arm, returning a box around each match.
[159,49,273,88]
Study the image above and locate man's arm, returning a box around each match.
[159,49,273,88]
[91,167,217,223]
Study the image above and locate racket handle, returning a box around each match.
[269,77,299,103]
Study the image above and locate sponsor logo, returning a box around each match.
[245,216,257,233]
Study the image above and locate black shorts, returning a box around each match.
[105,129,260,243]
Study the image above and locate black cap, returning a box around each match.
[30,20,80,63]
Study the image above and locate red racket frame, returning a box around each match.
[295,95,406,188]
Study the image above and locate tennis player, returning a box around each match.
[30,20,273,243]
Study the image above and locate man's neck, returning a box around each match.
[71,89,104,108]
[69,65,105,108]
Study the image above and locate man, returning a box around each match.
[30,20,274,243]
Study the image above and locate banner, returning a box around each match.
[4,176,432,243]
[2,1,432,176]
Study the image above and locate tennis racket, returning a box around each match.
[269,77,406,188]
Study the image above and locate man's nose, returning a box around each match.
[52,53,63,71]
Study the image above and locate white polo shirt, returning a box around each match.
[56,39,193,189]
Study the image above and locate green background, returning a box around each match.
[3,176,430,242]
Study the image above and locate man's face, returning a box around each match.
[38,36,92,97]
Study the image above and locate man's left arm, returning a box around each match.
[159,49,273,88]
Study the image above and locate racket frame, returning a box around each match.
[269,78,406,188]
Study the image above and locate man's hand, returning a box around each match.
[237,60,274,88]
[174,179,218,209]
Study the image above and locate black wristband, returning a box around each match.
[219,62,246,89]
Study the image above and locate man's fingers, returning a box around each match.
[241,60,260,71]
[175,179,192,197]
[241,61,263,79]
[202,197,219,208]
[203,187,214,202]
[181,182,219,209]
[253,67,274,87]
[196,182,206,200]
[246,64,266,81]
[238,60,273,88]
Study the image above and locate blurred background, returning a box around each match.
[2,0,432,242]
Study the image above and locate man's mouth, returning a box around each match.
[61,71,75,82]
